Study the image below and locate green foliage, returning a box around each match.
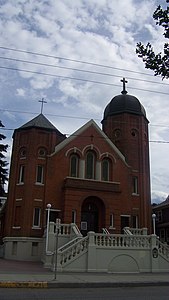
[0,120,8,196]
[136,0,169,79]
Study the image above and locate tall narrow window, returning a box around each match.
[18,165,25,183]
[110,214,114,228]
[102,159,110,181]
[132,176,138,194]
[72,210,77,223]
[36,165,44,184]
[33,207,41,227]
[70,155,79,177]
[86,151,95,179]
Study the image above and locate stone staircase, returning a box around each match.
[44,223,169,273]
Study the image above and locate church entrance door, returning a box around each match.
[81,197,104,235]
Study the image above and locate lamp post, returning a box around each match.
[54,218,61,280]
[152,213,156,235]
[46,203,51,253]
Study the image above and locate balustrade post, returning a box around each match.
[87,231,96,272]
[142,228,148,235]
[48,222,55,253]
[43,222,55,268]
[151,234,159,273]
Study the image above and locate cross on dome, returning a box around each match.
[121,78,128,95]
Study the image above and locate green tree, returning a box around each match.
[136,0,169,79]
[0,120,8,196]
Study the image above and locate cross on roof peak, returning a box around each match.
[39,98,47,114]
[121,78,128,95]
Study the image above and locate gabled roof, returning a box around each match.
[50,119,126,163]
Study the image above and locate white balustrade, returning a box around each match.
[94,234,151,249]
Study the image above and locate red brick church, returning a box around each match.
[3,79,152,259]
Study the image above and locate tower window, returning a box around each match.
[131,129,138,137]
[20,148,26,158]
[113,129,121,139]
[110,214,114,228]
[36,165,44,184]
[72,210,77,223]
[18,165,25,184]
[38,148,46,158]
[70,155,79,177]
[132,176,138,194]
[86,151,95,179]
[33,207,41,227]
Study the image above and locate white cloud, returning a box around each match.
[16,88,25,97]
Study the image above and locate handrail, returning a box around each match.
[157,239,169,261]
[58,236,82,252]
[123,227,133,235]
[71,223,83,237]
[58,236,88,266]
[102,228,110,235]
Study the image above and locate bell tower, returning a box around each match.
[102,79,151,230]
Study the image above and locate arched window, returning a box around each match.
[86,151,95,179]
[102,159,110,181]
[70,155,79,177]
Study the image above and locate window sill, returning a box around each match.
[16,183,24,186]
[35,182,44,186]
[12,226,21,229]
[132,193,139,196]
[32,227,42,230]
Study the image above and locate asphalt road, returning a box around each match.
[0,286,169,300]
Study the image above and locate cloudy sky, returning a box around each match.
[0,0,168,203]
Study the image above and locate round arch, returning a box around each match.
[81,196,105,234]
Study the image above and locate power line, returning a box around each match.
[0,65,168,96]
[1,126,169,144]
[1,107,169,129]
[0,55,169,87]
[0,45,164,78]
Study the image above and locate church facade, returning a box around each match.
[3,82,152,260]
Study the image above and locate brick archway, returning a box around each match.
[81,196,105,235]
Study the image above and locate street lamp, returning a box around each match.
[54,218,61,280]
[152,213,156,235]
[46,203,51,253]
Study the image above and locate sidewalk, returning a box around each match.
[0,258,169,288]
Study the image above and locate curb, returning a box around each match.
[0,281,169,288]
[47,281,169,289]
[0,281,48,288]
